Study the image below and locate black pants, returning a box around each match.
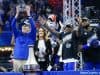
[38,61,48,71]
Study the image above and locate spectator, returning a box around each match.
[34,27,52,71]
[77,17,97,70]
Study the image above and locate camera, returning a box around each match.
[18,4,26,12]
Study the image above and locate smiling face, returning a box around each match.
[38,28,45,39]
[22,25,30,33]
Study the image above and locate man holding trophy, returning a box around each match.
[11,5,36,72]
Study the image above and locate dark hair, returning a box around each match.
[82,17,88,22]
[64,24,73,29]
[82,19,88,22]
[22,24,30,28]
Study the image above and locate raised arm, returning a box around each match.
[28,17,36,33]
[26,5,36,33]
[11,6,19,38]
[38,16,61,38]
[25,5,36,43]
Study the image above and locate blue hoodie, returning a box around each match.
[11,17,36,60]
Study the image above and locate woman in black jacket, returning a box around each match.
[34,27,52,71]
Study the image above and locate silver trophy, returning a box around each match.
[17,0,26,12]
[23,45,40,75]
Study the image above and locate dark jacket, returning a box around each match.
[34,39,52,63]
[60,32,78,59]
[83,44,100,62]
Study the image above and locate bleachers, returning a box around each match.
[0,32,12,46]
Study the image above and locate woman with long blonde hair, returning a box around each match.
[34,27,52,71]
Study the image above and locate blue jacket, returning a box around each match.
[11,17,36,60]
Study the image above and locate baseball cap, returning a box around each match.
[22,19,31,27]
[48,14,56,22]
[82,17,89,22]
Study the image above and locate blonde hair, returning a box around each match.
[36,27,49,41]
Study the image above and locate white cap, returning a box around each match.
[48,14,56,22]
[23,19,30,25]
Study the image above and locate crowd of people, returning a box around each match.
[0,0,62,31]
[38,15,100,71]
[0,0,100,72]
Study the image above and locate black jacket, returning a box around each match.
[34,39,52,64]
